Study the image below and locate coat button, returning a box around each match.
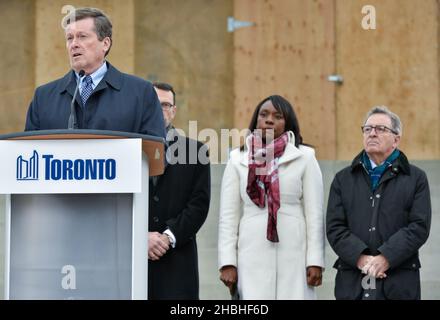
[393,167,398,173]
[153,216,159,223]
[153,196,159,202]
[412,263,416,268]
[376,194,381,198]
[365,293,370,298]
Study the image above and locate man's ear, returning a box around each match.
[394,135,401,147]
[103,37,111,53]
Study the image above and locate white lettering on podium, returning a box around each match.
[61,265,77,290]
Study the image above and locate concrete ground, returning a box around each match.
[0,160,439,299]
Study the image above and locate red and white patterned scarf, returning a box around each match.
[246,132,289,242]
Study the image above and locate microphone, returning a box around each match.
[68,69,85,129]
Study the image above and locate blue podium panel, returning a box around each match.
[9,193,132,299]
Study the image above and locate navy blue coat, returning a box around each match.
[326,151,431,300]
[25,62,166,138]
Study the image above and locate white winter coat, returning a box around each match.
[218,132,325,299]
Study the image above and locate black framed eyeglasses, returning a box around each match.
[361,125,398,135]
[161,102,174,109]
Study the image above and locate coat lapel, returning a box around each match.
[58,70,83,107]
[278,143,302,165]
[59,62,122,104]
[93,62,122,94]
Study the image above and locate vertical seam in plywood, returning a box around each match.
[32,0,37,91]
[437,0,440,157]
[334,0,338,160]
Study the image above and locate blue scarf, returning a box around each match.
[362,149,400,192]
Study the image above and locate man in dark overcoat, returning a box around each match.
[25,7,165,139]
[326,106,431,300]
[147,82,210,299]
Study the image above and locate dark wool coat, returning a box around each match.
[25,62,166,139]
[148,134,210,299]
[326,150,431,300]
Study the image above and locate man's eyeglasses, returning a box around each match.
[361,125,398,135]
[161,102,174,110]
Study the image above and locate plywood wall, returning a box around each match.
[233,0,336,159]
[134,0,234,136]
[0,0,35,134]
[0,0,438,160]
[336,0,439,159]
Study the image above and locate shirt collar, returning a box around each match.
[75,61,108,88]
[369,158,378,169]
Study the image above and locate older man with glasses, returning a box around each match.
[326,106,431,300]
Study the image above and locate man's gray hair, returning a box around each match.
[66,7,113,57]
[364,106,402,135]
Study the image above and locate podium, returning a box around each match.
[0,129,165,299]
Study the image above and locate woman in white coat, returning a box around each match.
[218,95,325,299]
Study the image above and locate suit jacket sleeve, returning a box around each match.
[302,149,325,268]
[164,143,210,249]
[217,155,242,269]
[378,170,432,268]
[326,174,369,267]
[25,88,41,131]
[140,83,167,139]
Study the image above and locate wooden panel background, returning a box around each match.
[336,0,439,159]
[0,0,439,160]
[134,0,234,136]
[0,0,35,134]
[233,0,336,159]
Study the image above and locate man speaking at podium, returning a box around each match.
[24,7,166,139]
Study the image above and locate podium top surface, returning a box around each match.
[0,129,165,176]
[0,129,164,141]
